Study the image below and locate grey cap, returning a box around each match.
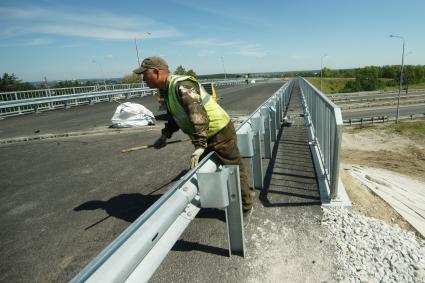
[133,56,169,74]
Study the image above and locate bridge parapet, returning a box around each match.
[298,77,351,207]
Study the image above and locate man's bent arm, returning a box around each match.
[177,81,209,148]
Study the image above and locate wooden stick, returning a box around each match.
[121,138,190,153]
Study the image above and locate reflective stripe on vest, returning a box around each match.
[166,75,230,137]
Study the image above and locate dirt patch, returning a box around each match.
[341,123,425,238]
[340,168,422,238]
[342,124,425,183]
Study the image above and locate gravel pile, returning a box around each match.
[322,207,425,282]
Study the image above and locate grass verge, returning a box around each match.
[344,120,425,137]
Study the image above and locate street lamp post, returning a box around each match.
[389,34,405,123]
[221,56,227,80]
[320,54,327,92]
[135,32,152,67]
[92,60,106,88]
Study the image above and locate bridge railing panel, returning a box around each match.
[298,77,343,201]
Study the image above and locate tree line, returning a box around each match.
[321,65,425,92]
[3,64,425,93]
[0,73,113,92]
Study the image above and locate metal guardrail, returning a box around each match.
[298,77,343,201]
[344,113,425,126]
[236,80,294,189]
[0,83,152,117]
[0,79,269,117]
[0,83,147,101]
[329,88,425,97]
[71,79,293,283]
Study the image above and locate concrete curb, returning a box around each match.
[0,126,162,144]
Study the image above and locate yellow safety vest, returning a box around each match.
[166,75,230,137]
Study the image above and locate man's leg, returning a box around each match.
[205,123,253,211]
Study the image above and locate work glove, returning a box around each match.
[190,148,205,168]
[153,134,167,149]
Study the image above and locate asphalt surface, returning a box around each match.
[331,90,425,101]
[0,81,290,282]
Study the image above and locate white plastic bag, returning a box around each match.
[110,102,155,128]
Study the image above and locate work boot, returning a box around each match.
[242,207,253,227]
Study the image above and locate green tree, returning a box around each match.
[322,67,331,78]
[174,65,186,75]
[343,66,383,92]
[0,73,36,92]
[122,74,142,84]
[186,69,197,77]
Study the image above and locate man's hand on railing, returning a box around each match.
[190,147,205,168]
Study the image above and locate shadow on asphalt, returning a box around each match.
[74,169,191,230]
[196,208,226,222]
[172,239,228,257]
[74,193,162,228]
[259,125,321,208]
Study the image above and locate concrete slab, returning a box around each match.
[345,165,425,237]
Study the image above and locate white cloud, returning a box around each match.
[290,54,313,60]
[239,50,268,57]
[24,38,51,46]
[178,38,241,48]
[0,5,181,41]
[197,50,216,57]
[27,24,180,40]
[178,38,267,58]
[105,54,113,59]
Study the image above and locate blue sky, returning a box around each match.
[1,0,424,81]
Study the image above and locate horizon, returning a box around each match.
[1,0,425,82]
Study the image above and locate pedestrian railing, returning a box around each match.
[71,79,293,283]
[298,77,343,202]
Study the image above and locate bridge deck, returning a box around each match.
[0,82,337,282]
[260,82,321,206]
[152,82,336,282]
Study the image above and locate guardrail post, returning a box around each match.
[279,95,284,124]
[224,165,245,256]
[269,105,277,142]
[197,165,245,256]
[13,92,22,114]
[261,107,272,159]
[64,101,71,109]
[45,89,54,110]
[237,130,255,189]
[251,116,263,188]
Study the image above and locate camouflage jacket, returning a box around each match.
[161,77,209,148]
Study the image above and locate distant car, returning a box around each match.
[250,80,256,84]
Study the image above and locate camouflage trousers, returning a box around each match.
[201,122,253,211]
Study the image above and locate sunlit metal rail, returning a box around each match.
[298,77,345,204]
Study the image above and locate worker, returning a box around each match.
[133,56,253,213]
